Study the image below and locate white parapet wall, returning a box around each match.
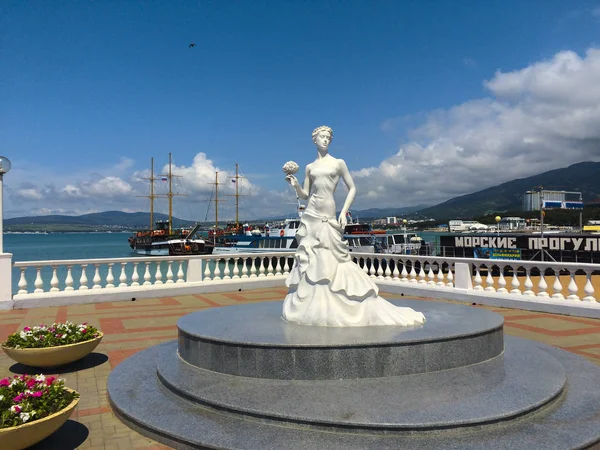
[4,251,600,318]
[0,253,13,310]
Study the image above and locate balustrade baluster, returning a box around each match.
[473,266,483,290]
[34,267,44,293]
[79,264,89,290]
[119,262,128,287]
[400,260,408,282]
[93,264,102,289]
[566,271,579,301]
[274,257,282,276]
[283,256,290,276]
[376,258,384,278]
[250,257,258,278]
[409,262,417,283]
[551,268,564,299]
[537,271,549,297]
[369,259,377,278]
[266,256,274,277]
[105,263,115,288]
[50,267,59,292]
[166,261,174,284]
[213,259,221,280]
[204,258,213,281]
[497,265,508,293]
[143,262,152,286]
[155,262,163,284]
[427,263,435,285]
[65,266,74,291]
[362,258,369,276]
[176,262,185,283]
[582,270,596,302]
[17,268,28,295]
[446,265,454,287]
[523,268,534,296]
[418,262,427,284]
[436,264,445,286]
[232,258,240,279]
[258,257,266,277]
[392,258,400,280]
[241,257,249,278]
[384,259,392,279]
[131,263,140,287]
[485,266,495,291]
[510,267,521,294]
[222,258,231,280]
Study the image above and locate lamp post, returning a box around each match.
[0,156,11,253]
[402,219,408,254]
[495,216,501,237]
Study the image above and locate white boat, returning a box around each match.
[212,218,300,255]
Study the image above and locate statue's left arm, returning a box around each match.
[337,159,356,229]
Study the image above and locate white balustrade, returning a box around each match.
[9,253,599,316]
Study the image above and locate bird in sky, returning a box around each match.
[189,43,196,48]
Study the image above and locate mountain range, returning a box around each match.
[5,161,599,226]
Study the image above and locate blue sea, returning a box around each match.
[4,231,443,295]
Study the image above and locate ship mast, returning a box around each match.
[224,163,247,232]
[207,171,225,241]
[138,157,157,230]
[157,153,186,235]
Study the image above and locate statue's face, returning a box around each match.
[315,131,331,150]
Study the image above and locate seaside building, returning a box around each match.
[523,190,583,211]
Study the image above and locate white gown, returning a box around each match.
[282,159,426,327]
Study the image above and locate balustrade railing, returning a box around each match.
[13,256,190,295]
[9,252,599,307]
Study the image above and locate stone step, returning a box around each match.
[177,300,504,379]
[108,338,600,449]
[158,337,565,430]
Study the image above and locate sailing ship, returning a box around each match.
[128,154,214,256]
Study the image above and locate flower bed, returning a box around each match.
[2,322,104,367]
[0,375,78,429]
[3,322,101,349]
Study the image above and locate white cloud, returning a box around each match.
[592,6,600,18]
[358,48,600,209]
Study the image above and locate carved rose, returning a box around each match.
[282,161,299,175]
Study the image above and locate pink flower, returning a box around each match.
[45,376,56,386]
[10,405,21,414]
[13,393,24,402]
[31,391,43,398]
[23,326,31,332]
[26,379,37,389]
[0,378,10,387]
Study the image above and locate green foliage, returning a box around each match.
[0,375,78,429]
[3,322,101,349]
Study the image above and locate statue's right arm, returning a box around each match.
[296,165,311,200]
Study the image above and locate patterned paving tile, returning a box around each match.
[0,287,598,449]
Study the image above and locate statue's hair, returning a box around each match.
[312,125,333,142]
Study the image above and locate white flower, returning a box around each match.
[19,412,31,422]
[10,379,19,387]
[0,395,4,401]
[10,405,20,413]
[35,375,46,382]
[282,161,299,175]
[19,331,28,339]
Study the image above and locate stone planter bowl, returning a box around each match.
[0,389,79,450]
[1,333,103,368]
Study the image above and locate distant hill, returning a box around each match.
[348,205,430,220]
[417,161,600,220]
[5,211,197,228]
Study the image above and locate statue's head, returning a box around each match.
[312,126,333,150]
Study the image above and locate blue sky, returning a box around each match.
[2,1,600,220]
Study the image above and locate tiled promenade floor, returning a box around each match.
[1,287,600,450]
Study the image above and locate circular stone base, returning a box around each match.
[177,300,504,379]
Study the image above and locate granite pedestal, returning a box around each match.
[107,300,600,449]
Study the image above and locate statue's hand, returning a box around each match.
[286,174,299,188]
[338,214,347,229]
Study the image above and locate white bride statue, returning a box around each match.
[282,125,426,327]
